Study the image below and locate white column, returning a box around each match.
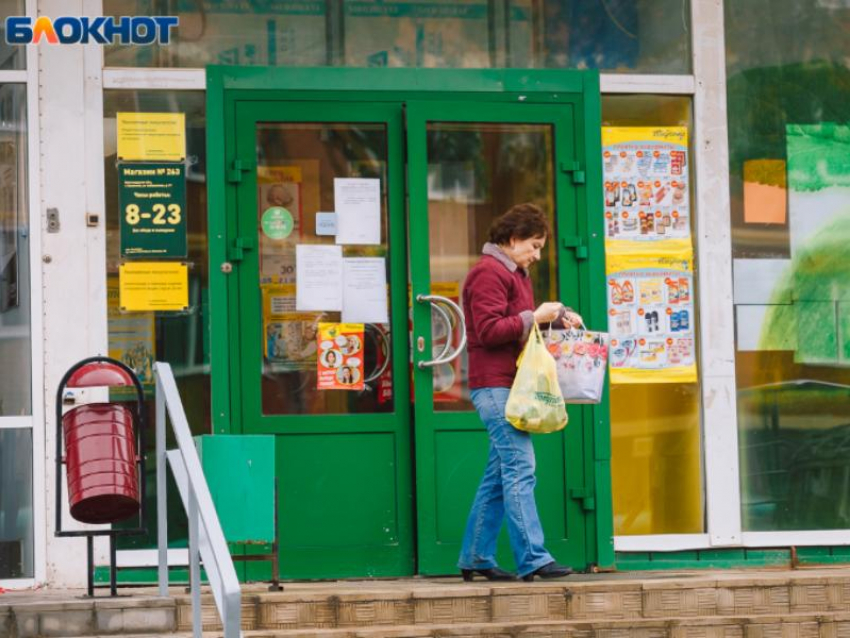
[40,0,109,586]
[691,0,742,546]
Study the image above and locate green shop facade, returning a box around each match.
[6,0,850,587]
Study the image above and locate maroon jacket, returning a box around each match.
[463,243,535,389]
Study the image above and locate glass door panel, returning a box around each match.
[407,101,587,574]
[232,102,413,578]
[425,122,558,412]
[254,122,394,416]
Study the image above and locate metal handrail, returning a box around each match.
[154,362,242,638]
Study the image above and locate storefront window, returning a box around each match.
[0,83,30,417]
[103,0,691,73]
[726,1,850,532]
[103,91,209,549]
[0,0,26,71]
[0,428,32,578]
[602,95,704,536]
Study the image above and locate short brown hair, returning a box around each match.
[488,203,550,245]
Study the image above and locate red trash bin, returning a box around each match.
[60,362,142,525]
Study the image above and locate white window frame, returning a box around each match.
[95,0,849,564]
[0,0,45,588]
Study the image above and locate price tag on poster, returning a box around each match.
[606,248,697,384]
[119,163,187,258]
[602,127,691,246]
[317,322,365,391]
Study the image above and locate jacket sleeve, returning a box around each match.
[468,268,529,347]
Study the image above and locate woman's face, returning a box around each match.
[505,234,546,270]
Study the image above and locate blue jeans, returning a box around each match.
[457,387,554,577]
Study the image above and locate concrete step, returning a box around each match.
[174,572,850,632]
[84,612,850,638]
[0,598,176,638]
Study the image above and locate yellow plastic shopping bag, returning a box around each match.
[505,323,568,434]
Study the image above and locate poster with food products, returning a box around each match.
[605,249,697,384]
[602,127,691,247]
[317,322,365,391]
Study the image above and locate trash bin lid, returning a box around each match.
[66,362,136,388]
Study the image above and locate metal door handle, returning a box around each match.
[415,294,467,369]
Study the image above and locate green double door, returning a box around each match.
[216,71,604,578]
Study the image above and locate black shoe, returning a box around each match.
[521,562,573,581]
[461,567,518,582]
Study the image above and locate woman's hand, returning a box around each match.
[561,311,583,328]
[533,302,563,324]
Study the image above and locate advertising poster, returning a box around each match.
[317,322,365,391]
[262,283,324,371]
[119,163,187,258]
[606,249,697,384]
[258,166,302,282]
[601,127,691,248]
[107,276,155,394]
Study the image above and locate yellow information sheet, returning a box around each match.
[119,262,188,311]
[117,112,186,161]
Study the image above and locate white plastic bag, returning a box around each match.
[545,323,609,404]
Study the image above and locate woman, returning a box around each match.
[458,203,581,583]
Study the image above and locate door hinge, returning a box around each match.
[562,236,588,260]
[228,236,256,262]
[569,488,596,511]
[560,160,586,184]
[228,158,255,183]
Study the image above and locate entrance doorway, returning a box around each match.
[208,68,608,578]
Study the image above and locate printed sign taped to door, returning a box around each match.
[117,112,186,162]
[317,322,365,391]
[119,261,189,312]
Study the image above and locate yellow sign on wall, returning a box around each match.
[119,262,188,311]
[117,112,186,161]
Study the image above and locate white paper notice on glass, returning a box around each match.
[334,178,381,245]
[295,244,343,311]
[342,257,389,324]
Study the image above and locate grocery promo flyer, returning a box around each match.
[317,322,365,391]
[606,249,697,384]
[602,127,691,248]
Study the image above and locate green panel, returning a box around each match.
[277,432,409,578]
[434,431,491,544]
[196,435,276,544]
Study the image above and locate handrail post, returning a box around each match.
[189,486,201,638]
[153,362,243,638]
[156,372,168,596]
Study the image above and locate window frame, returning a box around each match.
[0,0,44,588]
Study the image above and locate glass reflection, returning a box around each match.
[726,0,850,531]
[0,429,33,578]
[103,0,691,73]
[0,84,30,417]
[426,123,557,412]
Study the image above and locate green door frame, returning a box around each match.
[206,66,614,571]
